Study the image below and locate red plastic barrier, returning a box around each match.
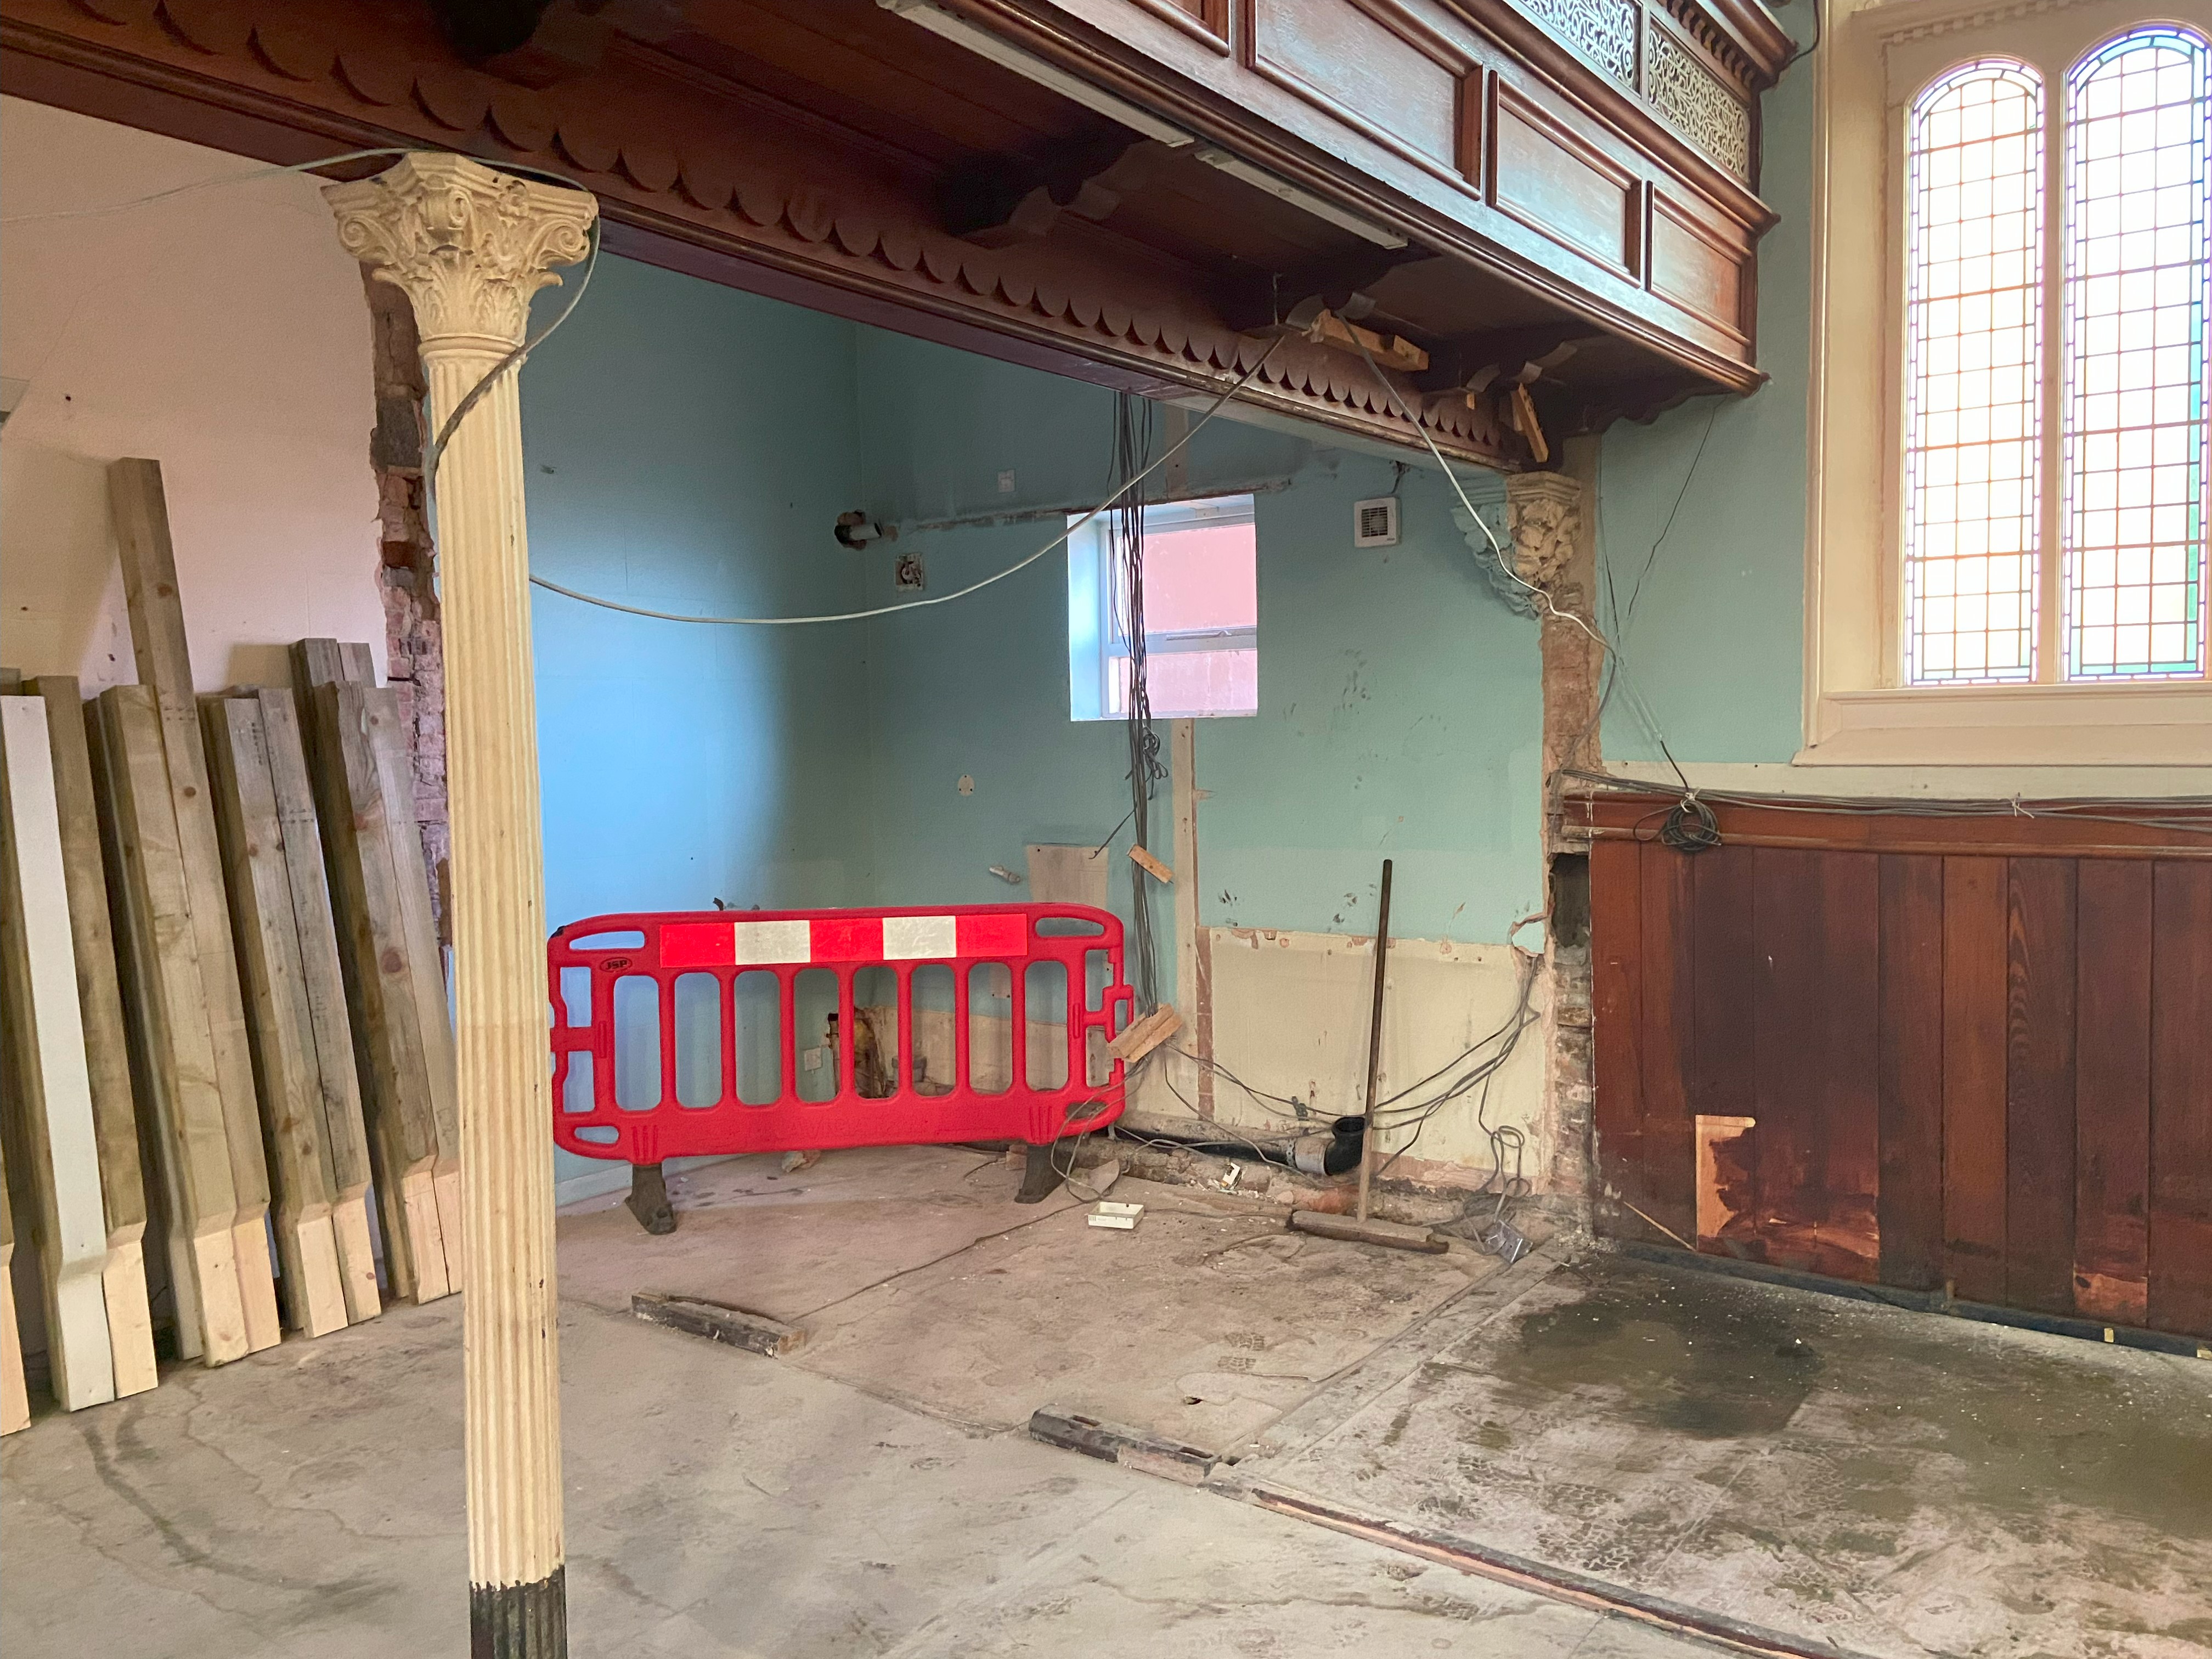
[548,904,1133,1165]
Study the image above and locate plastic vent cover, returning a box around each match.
[1353,496,1400,548]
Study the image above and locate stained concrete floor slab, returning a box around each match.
[1235,1251,2212,1659]
[8,1149,2202,1658]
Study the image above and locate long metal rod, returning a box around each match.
[1356,858,1393,1222]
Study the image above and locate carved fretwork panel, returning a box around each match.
[1644,23,1754,180]
[1515,0,1642,87]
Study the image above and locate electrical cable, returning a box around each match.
[0,146,418,224]
[524,340,1282,627]
[1110,392,1167,1008]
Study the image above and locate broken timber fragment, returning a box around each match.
[202,696,349,1338]
[1028,1407,1217,1484]
[1127,843,1172,884]
[91,686,252,1363]
[631,1292,806,1357]
[1108,1003,1181,1064]
[27,677,159,1395]
[0,697,119,1408]
[108,458,283,1355]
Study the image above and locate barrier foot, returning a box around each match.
[1016,1142,1064,1205]
[625,1163,677,1235]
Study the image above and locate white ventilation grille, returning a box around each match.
[1354,496,1400,548]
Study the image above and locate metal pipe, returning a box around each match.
[1356,858,1393,1222]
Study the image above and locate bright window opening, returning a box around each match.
[1901,26,2210,685]
[1068,495,1259,720]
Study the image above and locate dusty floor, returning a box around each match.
[3,1146,2206,1657]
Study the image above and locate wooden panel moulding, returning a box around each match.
[1566,792,2212,861]
[1248,0,1470,179]
[0,0,1776,424]
[1647,189,1747,341]
[0,0,1521,462]
[1489,85,1639,277]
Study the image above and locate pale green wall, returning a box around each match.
[851,332,1545,959]
[1598,21,1820,766]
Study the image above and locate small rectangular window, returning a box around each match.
[1068,494,1259,720]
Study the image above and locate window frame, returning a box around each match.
[1066,492,1260,723]
[1803,0,2212,765]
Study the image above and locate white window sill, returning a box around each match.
[1799,683,2212,767]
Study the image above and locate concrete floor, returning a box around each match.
[3,1147,2205,1657]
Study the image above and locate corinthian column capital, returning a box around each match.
[324,153,596,355]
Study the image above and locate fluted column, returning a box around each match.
[325,154,596,1658]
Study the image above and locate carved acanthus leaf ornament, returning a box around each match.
[324,153,597,351]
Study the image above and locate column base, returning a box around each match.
[471,1566,566,1658]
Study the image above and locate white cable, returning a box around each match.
[527,340,1282,627]
[1351,341,1614,656]
[0,147,417,224]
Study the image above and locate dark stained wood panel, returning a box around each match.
[2005,857,2077,1316]
[1818,852,1881,1283]
[1649,191,1746,339]
[1943,857,2009,1305]
[1249,0,1465,172]
[2073,859,2151,1326]
[2148,861,2212,1337]
[1638,839,1696,1244]
[1491,89,1638,275]
[1578,795,2212,1338]
[1877,854,1945,1291]
[1751,848,1824,1273]
[1589,838,1648,1237]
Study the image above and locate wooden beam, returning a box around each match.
[90,687,251,1364]
[107,458,282,1354]
[258,688,381,1323]
[298,673,456,1302]
[203,696,350,1338]
[1,1143,28,1434]
[0,697,118,1409]
[26,677,158,1396]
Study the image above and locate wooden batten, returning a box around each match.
[89,687,250,1365]
[202,696,350,1338]
[26,678,159,1397]
[108,459,281,1354]
[257,689,381,1324]
[1,1146,29,1434]
[295,647,456,1303]
[1,697,120,1410]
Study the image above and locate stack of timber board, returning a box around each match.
[294,639,462,1303]
[202,691,382,1334]
[93,457,283,1361]
[2,1144,27,1432]
[1,695,158,1408]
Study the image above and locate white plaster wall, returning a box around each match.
[0,98,382,690]
[1133,928,1548,1189]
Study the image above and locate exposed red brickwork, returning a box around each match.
[363,269,450,943]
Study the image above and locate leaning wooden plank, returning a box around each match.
[301,678,452,1301]
[86,697,207,1363]
[0,698,119,1409]
[2,1146,29,1432]
[92,687,249,1364]
[362,684,462,1286]
[204,697,349,1338]
[108,459,281,1354]
[27,678,159,1396]
[257,689,380,1324]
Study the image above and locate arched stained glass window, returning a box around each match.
[1901,27,2211,686]
[2062,27,2210,680]
[1904,62,2045,684]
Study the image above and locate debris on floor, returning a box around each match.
[1088,1201,1144,1231]
[631,1291,808,1357]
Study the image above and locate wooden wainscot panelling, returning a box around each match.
[1248,0,1470,180]
[1575,790,2212,1339]
[1489,83,1640,275]
[1134,0,1232,52]
[1647,189,1747,340]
